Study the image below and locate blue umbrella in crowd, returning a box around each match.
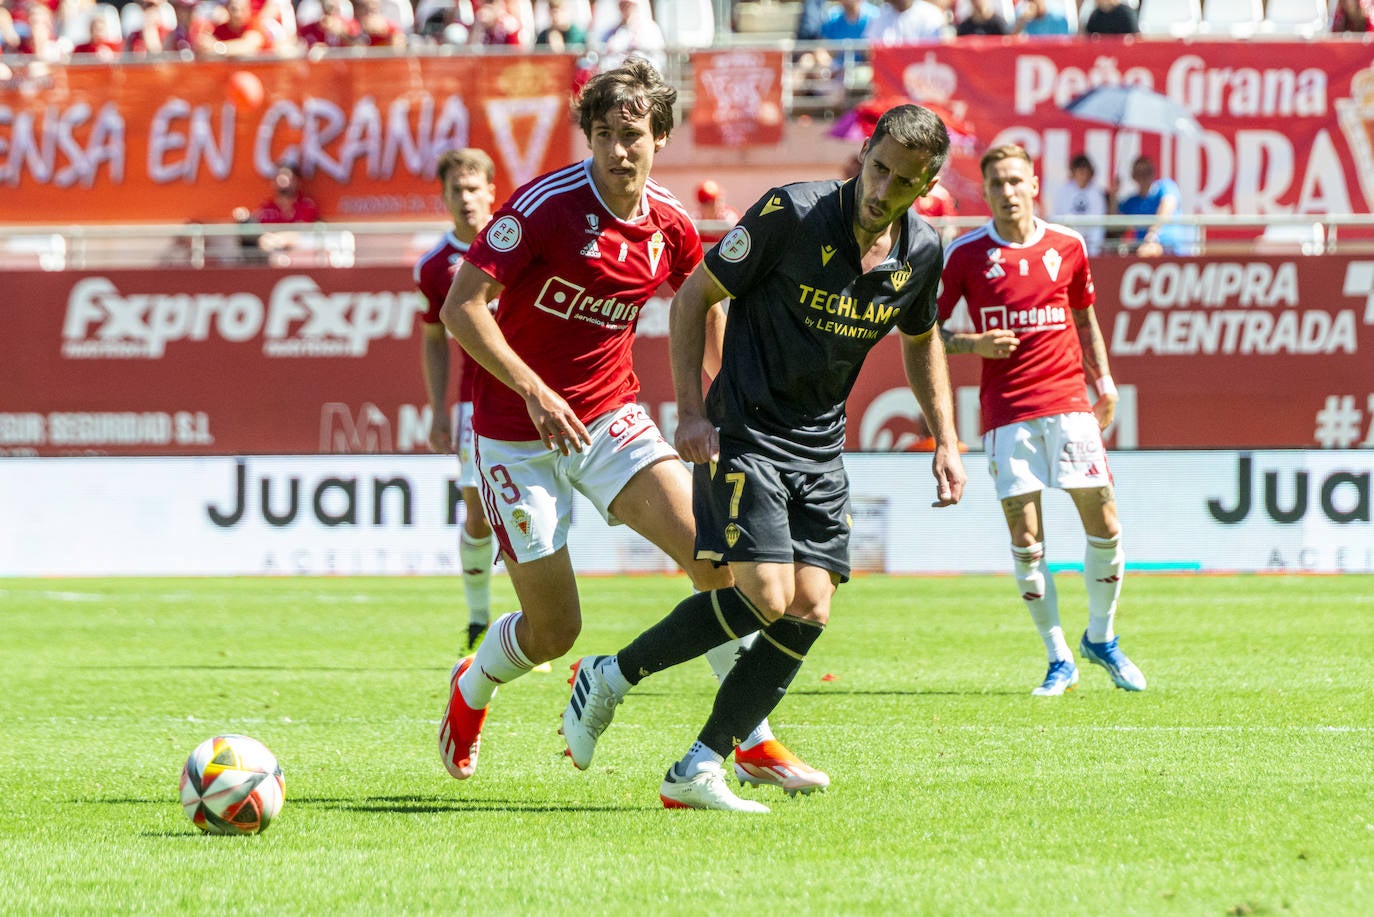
[1062,85,1203,137]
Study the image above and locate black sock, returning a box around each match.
[699,616,824,757]
[616,588,768,686]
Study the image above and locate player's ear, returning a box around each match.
[654,133,669,152]
[921,175,941,197]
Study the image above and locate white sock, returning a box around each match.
[1084,534,1125,643]
[1012,543,1071,662]
[600,656,632,699]
[704,634,775,751]
[458,531,494,628]
[677,740,724,777]
[458,611,532,709]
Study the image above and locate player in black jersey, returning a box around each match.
[562,104,967,811]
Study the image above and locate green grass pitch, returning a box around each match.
[2,574,1372,915]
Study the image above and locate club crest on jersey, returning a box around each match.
[648,231,665,274]
[821,244,837,266]
[1042,248,1062,281]
[890,263,911,291]
[724,522,741,548]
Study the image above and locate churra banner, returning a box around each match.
[690,49,785,148]
[0,54,576,224]
[872,38,1374,221]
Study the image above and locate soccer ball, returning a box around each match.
[179,734,285,835]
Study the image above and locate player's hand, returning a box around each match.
[975,329,1019,360]
[526,387,591,455]
[428,414,453,454]
[931,445,966,508]
[1093,392,1117,431]
[674,412,719,465]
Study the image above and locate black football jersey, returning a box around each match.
[702,178,943,469]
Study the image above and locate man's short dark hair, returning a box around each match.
[869,104,951,180]
[574,57,676,140]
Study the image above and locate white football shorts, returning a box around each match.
[452,401,480,489]
[476,402,678,563]
[983,412,1113,501]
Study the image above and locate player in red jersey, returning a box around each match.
[415,148,500,652]
[938,144,1145,696]
[435,59,821,787]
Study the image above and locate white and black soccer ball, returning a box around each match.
[179,734,285,835]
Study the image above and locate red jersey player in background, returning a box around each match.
[415,148,500,652]
[436,59,821,794]
[938,144,1146,697]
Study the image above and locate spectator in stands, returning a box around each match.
[1050,153,1107,256]
[794,0,828,39]
[468,0,522,43]
[795,0,879,98]
[233,160,323,265]
[535,0,586,49]
[592,0,663,72]
[0,7,20,54]
[354,0,404,46]
[298,0,361,48]
[196,0,268,56]
[695,180,741,225]
[13,2,62,59]
[956,0,1010,33]
[1113,155,1195,256]
[1331,0,1373,31]
[1082,0,1137,33]
[125,0,190,55]
[1012,0,1073,35]
[71,5,123,56]
[866,0,952,43]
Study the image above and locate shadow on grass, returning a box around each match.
[291,795,637,814]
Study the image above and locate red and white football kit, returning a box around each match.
[460,160,700,561]
[416,232,483,485]
[940,219,1109,498]
[938,219,1096,434]
[462,159,701,441]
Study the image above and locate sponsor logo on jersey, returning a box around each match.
[718,226,751,263]
[821,244,837,266]
[532,275,641,327]
[487,216,522,252]
[647,231,665,275]
[760,196,785,216]
[579,238,601,258]
[585,213,600,235]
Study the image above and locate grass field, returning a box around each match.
[2,573,1372,915]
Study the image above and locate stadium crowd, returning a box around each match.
[0,0,1366,64]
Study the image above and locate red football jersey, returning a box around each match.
[938,220,1096,433]
[462,160,701,441]
[414,232,483,401]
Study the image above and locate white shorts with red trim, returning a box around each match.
[983,412,1113,501]
[476,402,678,563]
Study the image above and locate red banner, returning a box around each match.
[3,254,1372,455]
[873,39,1374,223]
[0,55,575,224]
[690,49,785,148]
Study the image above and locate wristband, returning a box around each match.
[1094,375,1118,398]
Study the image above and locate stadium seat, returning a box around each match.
[1136,0,1202,35]
[1,234,68,271]
[1259,0,1328,35]
[378,0,414,30]
[733,0,802,37]
[1256,222,1326,255]
[1198,0,1264,35]
[1078,0,1137,32]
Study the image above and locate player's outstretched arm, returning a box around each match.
[669,266,730,464]
[901,327,966,507]
[441,260,590,454]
